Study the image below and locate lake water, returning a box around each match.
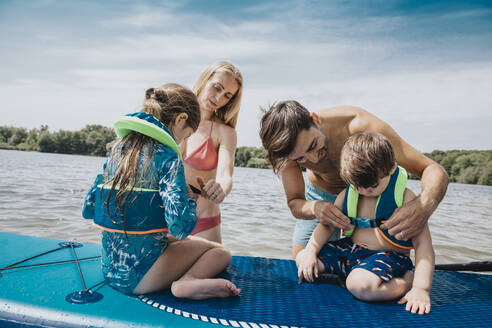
[1,149,491,264]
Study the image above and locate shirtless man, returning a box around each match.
[259,101,448,259]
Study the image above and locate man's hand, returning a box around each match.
[380,195,430,241]
[314,201,352,230]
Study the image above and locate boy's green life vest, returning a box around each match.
[342,166,413,250]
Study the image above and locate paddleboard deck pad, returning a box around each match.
[1,232,491,328]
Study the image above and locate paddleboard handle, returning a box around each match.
[66,290,103,304]
[58,241,83,248]
[64,240,105,304]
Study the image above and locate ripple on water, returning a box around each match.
[1,150,491,263]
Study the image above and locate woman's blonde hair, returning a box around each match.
[193,61,243,128]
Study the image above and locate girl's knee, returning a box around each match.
[212,246,232,265]
[220,247,232,260]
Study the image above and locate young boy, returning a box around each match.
[296,132,435,315]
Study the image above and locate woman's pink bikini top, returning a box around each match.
[184,120,218,171]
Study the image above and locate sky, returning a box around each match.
[1,0,491,152]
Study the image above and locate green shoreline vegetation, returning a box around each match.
[0,125,116,157]
[1,125,491,186]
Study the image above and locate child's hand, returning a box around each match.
[296,249,319,283]
[398,287,431,314]
[197,177,225,204]
[186,185,199,200]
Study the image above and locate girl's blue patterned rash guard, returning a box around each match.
[82,140,197,240]
[81,114,197,294]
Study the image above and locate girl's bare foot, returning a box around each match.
[171,278,241,300]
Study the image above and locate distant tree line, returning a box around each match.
[234,147,492,186]
[424,150,491,186]
[0,125,116,157]
[234,146,271,169]
[2,125,490,186]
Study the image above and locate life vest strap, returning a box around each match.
[96,184,158,192]
[92,223,169,234]
[349,217,383,229]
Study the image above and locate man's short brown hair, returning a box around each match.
[260,101,315,173]
[340,132,396,188]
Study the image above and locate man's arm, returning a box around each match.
[348,108,449,240]
[281,161,352,230]
[281,161,311,218]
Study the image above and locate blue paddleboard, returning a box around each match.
[1,232,491,328]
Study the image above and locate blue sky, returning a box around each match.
[1,0,491,152]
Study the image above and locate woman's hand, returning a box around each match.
[197,177,225,204]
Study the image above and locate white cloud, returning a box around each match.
[1,0,491,153]
[440,8,492,20]
[236,62,492,150]
[101,11,177,28]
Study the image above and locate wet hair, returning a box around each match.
[105,83,200,229]
[259,100,315,174]
[146,83,201,131]
[339,132,396,188]
[193,61,243,128]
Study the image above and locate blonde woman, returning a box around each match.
[181,61,243,243]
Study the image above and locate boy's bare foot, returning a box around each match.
[171,278,241,300]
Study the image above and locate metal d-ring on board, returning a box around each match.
[62,241,105,304]
[0,240,105,304]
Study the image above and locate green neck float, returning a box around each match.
[113,115,182,159]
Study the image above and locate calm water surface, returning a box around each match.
[1,149,491,263]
